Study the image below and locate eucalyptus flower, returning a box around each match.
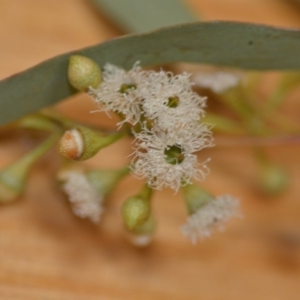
[181,184,240,243]
[59,167,129,223]
[132,122,213,192]
[89,62,145,126]
[60,170,104,223]
[139,70,207,129]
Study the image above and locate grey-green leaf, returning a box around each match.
[90,0,198,33]
[1,21,300,126]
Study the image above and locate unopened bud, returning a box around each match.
[68,55,102,91]
[122,185,152,230]
[58,126,121,161]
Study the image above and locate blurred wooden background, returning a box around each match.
[0,1,300,299]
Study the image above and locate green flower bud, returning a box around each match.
[68,55,102,91]
[122,185,152,230]
[183,184,213,215]
[58,126,122,161]
[0,134,58,203]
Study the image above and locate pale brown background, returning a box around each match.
[0,1,300,299]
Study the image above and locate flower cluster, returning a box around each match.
[90,63,213,192]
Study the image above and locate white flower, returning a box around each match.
[139,70,206,128]
[131,122,213,192]
[181,195,240,244]
[61,171,104,223]
[192,71,243,94]
[89,62,144,126]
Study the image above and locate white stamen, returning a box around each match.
[181,195,240,244]
[193,71,243,94]
[62,171,104,223]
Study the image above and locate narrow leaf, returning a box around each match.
[1,22,300,126]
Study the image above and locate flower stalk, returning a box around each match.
[0,133,59,203]
[86,166,130,198]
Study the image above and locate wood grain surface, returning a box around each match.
[0,1,300,299]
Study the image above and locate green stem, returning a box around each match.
[259,91,300,132]
[0,133,59,193]
[220,87,254,120]
[40,109,81,129]
[138,184,152,201]
[203,113,245,135]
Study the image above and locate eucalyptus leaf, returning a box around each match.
[1,21,300,126]
[90,0,198,33]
